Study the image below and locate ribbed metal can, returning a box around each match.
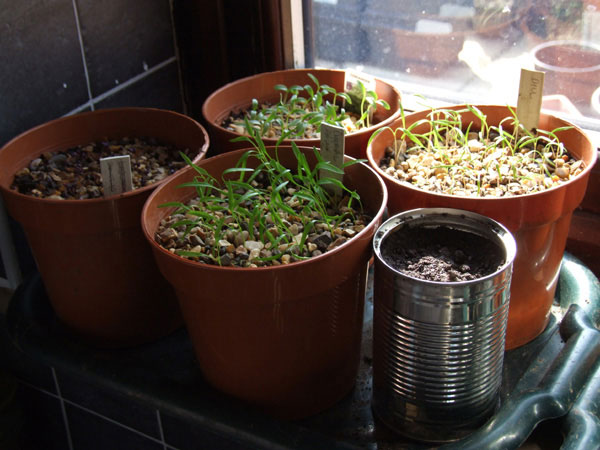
[371,208,517,442]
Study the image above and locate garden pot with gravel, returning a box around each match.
[366,104,597,349]
[0,108,209,347]
[201,68,402,158]
[141,128,387,419]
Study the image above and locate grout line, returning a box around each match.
[156,410,170,450]
[17,378,60,398]
[168,0,188,115]
[63,57,177,117]
[52,367,75,450]
[61,397,169,446]
[71,0,94,109]
[17,376,181,448]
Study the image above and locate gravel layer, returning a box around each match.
[156,177,372,268]
[11,137,192,199]
[380,130,585,197]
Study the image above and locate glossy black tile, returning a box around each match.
[0,0,89,146]
[57,369,161,438]
[95,62,183,111]
[17,384,70,450]
[66,403,164,450]
[77,0,176,97]
[161,411,253,450]
[0,316,56,393]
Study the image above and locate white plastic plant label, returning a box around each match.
[345,69,376,94]
[320,122,345,197]
[517,68,545,132]
[100,155,133,197]
[345,69,377,122]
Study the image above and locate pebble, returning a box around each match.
[244,240,264,251]
[555,166,570,178]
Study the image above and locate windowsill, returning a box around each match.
[3,255,599,448]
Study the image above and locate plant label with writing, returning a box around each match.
[345,69,376,96]
[345,69,376,119]
[100,155,133,197]
[516,68,545,132]
[320,122,345,197]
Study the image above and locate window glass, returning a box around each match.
[307,0,600,130]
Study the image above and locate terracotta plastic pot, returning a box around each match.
[361,5,466,76]
[367,105,597,350]
[201,68,402,159]
[532,40,600,109]
[141,146,387,419]
[0,108,209,347]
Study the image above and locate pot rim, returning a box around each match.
[593,86,600,115]
[201,68,402,142]
[0,107,209,204]
[531,39,600,73]
[373,207,517,286]
[366,104,598,203]
[141,145,388,272]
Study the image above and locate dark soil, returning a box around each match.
[381,225,505,282]
[11,137,192,200]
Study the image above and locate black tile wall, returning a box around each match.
[65,403,164,450]
[56,369,161,439]
[0,0,181,147]
[0,0,89,146]
[96,62,183,111]
[76,0,176,98]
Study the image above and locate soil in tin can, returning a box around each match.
[381,225,505,282]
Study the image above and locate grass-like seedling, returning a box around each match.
[225,73,390,140]
[370,104,584,197]
[157,122,368,267]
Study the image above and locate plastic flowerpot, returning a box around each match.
[141,146,387,419]
[201,68,402,158]
[367,104,597,349]
[0,108,209,347]
[532,40,600,109]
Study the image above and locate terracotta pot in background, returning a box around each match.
[141,146,387,419]
[367,105,597,349]
[361,7,466,77]
[532,40,600,112]
[0,108,209,347]
[201,68,402,158]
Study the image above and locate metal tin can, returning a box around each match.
[371,208,517,442]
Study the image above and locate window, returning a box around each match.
[303,0,600,132]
